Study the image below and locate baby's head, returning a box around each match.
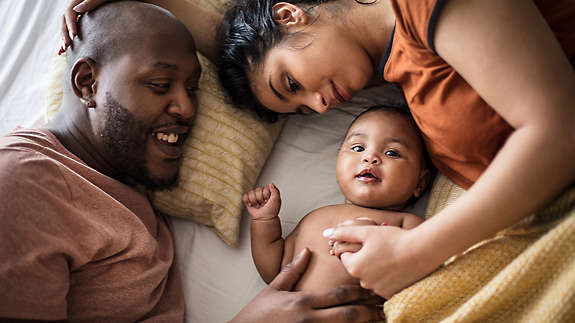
[336,105,431,210]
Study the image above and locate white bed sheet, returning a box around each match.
[0,0,66,135]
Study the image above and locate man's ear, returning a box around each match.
[272,2,310,30]
[413,169,431,198]
[70,58,98,108]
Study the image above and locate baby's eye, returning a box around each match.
[351,145,364,152]
[385,150,401,158]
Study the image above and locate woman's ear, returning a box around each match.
[413,169,431,198]
[272,2,309,29]
[70,58,98,109]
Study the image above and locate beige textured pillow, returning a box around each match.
[424,173,466,219]
[45,52,283,247]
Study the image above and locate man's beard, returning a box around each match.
[102,93,178,190]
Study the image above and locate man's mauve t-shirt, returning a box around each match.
[0,128,184,322]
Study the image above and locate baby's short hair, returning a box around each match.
[344,105,432,170]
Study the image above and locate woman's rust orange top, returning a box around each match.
[381,0,575,189]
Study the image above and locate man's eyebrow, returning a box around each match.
[152,62,178,70]
[269,74,287,102]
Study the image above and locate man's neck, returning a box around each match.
[45,109,122,180]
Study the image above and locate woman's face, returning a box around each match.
[249,12,376,114]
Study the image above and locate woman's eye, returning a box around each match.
[385,150,401,158]
[351,145,364,152]
[287,76,300,93]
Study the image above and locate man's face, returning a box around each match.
[92,34,201,189]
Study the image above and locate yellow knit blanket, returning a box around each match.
[385,175,575,322]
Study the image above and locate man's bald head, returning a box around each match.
[66,1,194,73]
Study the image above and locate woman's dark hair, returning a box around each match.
[218,0,339,123]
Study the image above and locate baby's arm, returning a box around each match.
[243,184,284,284]
[398,212,425,229]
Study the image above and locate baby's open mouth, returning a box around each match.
[355,169,381,182]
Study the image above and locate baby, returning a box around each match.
[243,105,431,292]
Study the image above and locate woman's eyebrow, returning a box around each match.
[269,74,287,102]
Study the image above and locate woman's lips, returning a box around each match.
[332,81,352,105]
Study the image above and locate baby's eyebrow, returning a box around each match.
[346,131,366,140]
[384,137,410,148]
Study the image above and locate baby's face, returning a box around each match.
[336,109,427,210]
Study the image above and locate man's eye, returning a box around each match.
[385,150,401,158]
[147,82,170,93]
[351,145,364,152]
[186,85,198,96]
[287,75,300,93]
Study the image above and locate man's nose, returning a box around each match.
[167,86,196,120]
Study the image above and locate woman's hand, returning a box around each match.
[61,0,111,52]
[325,224,431,300]
[231,248,385,323]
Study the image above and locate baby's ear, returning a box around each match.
[413,169,431,198]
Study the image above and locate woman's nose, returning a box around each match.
[308,91,329,114]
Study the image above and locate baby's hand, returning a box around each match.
[243,184,282,220]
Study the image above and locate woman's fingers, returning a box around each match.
[331,241,362,257]
[323,225,369,244]
[72,0,110,13]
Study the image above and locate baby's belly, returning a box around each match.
[293,236,360,292]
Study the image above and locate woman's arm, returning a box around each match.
[328,0,575,299]
[63,0,222,62]
[144,0,221,62]
[423,0,575,276]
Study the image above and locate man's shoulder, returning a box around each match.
[0,128,70,194]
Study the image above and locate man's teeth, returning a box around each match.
[155,132,179,144]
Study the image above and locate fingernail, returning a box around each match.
[356,217,371,220]
[382,222,388,226]
[322,228,334,238]
[73,4,85,12]
[58,46,65,56]
[329,249,335,255]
